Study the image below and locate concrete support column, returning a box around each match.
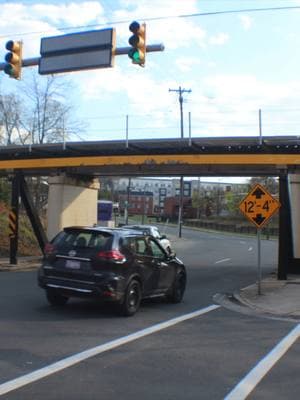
[289,174,300,258]
[47,174,100,240]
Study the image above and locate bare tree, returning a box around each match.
[20,71,85,144]
[0,70,85,145]
[0,93,22,145]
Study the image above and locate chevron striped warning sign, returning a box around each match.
[8,210,17,238]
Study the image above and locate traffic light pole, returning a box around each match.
[0,44,164,72]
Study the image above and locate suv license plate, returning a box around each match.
[65,260,80,269]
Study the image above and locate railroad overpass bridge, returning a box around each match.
[1,135,300,277]
[1,136,300,177]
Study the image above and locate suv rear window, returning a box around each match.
[53,230,113,252]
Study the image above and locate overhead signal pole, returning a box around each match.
[0,24,164,78]
[169,86,192,238]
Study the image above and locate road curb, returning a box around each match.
[213,292,300,323]
[0,258,42,272]
[232,291,300,321]
[0,264,40,272]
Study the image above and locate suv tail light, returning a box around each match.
[44,243,55,255]
[97,250,126,263]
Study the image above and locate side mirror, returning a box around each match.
[167,251,176,259]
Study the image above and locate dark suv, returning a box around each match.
[38,226,186,316]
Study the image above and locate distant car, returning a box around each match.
[122,225,173,254]
[38,226,186,316]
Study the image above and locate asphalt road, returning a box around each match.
[0,229,299,399]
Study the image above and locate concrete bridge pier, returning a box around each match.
[289,174,300,260]
[47,174,99,240]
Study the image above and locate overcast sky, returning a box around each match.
[0,0,300,184]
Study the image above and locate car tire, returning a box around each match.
[46,289,68,307]
[167,271,186,303]
[119,279,142,316]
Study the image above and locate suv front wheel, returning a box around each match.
[119,279,142,316]
[167,271,186,303]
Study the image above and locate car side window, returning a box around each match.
[120,237,136,254]
[136,238,148,256]
[148,238,165,258]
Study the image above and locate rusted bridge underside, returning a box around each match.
[0,136,300,177]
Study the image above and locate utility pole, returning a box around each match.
[125,177,131,225]
[169,86,192,238]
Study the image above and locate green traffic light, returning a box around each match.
[128,48,143,64]
[128,48,138,61]
[4,64,14,76]
[133,51,140,62]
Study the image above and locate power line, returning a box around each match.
[79,125,180,132]
[83,111,174,120]
[0,5,299,39]
[80,107,300,123]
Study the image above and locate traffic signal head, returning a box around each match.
[128,21,146,67]
[4,40,23,80]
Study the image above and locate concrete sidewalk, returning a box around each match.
[234,274,300,320]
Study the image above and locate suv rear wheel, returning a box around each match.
[46,289,68,307]
[119,279,142,316]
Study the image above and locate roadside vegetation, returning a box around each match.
[0,202,42,257]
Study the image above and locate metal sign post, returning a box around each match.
[239,184,281,295]
[257,228,262,295]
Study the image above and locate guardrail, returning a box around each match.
[184,219,278,237]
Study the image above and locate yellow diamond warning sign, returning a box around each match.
[239,184,281,228]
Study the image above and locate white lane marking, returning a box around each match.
[224,323,300,400]
[215,258,231,264]
[0,305,220,396]
[248,246,253,251]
